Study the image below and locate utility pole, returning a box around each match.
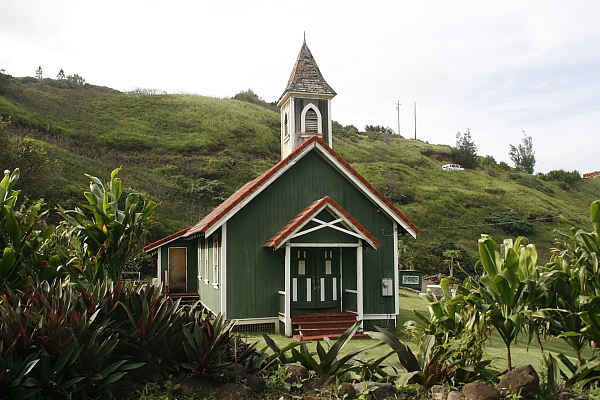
[413,101,417,140]
[396,101,401,136]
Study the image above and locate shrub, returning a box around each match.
[540,169,581,189]
[484,210,534,236]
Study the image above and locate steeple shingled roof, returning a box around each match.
[282,39,336,96]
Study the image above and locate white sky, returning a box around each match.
[2,0,600,174]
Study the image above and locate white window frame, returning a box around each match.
[212,235,220,288]
[204,239,209,284]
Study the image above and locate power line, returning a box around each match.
[505,106,600,125]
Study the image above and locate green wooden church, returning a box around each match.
[145,39,418,338]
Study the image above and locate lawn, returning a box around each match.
[240,289,593,375]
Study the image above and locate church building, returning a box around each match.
[144,39,418,338]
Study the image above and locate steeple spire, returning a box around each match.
[281,38,336,99]
[278,36,336,159]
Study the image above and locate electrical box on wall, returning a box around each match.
[381,278,393,296]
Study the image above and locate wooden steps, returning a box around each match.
[168,292,200,306]
[291,312,370,341]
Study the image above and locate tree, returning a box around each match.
[453,130,478,169]
[35,66,43,79]
[443,249,462,278]
[509,131,536,174]
[59,168,157,282]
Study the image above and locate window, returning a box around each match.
[304,109,318,133]
[283,113,290,142]
[301,104,322,134]
[212,235,219,287]
[204,239,209,284]
[197,240,202,280]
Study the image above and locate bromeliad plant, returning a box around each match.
[261,322,385,381]
[59,167,157,282]
[181,313,235,377]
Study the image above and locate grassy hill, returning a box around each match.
[1,72,599,273]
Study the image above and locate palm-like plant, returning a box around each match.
[474,235,553,371]
[59,168,157,282]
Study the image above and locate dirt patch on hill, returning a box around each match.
[421,149,455,163]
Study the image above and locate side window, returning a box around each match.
[212,235,220,287]
[283,113,290,142]
[204,239,209,284]
[197,240,202,280]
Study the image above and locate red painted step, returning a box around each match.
[291,312,368,341]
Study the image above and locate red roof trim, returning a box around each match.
[161,135,417,246]
[263,196,381,249]
[144,227,190,252]
[184,137,320,237]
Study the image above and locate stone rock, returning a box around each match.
[353,382,397,400]
[431,384,449,400]
[285,365,309,383]
[224,363,248,383]
[337,382,356,398]
[215,382,249,399]
[461,382,501,400]
[178,376,219,397]
[448,390,465,400]
[499,365,540,398]
[303,376,337,396]
[244,374,266,393]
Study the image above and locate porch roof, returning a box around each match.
[263,196,380,250]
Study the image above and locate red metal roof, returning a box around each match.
[143,227,190,252]
[263,196,381,249]
[146,136,418,251]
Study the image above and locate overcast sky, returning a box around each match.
[2,0,600,174]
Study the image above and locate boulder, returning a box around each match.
[303,376,337,396]
[499,365,540,398]
[448,390,465,400]
[244,374,266,393]
[215,382,249,399]
[285,365,309,383]
[353,382,397,400]
[461,382,501,400]
[178,376,218,397]
[431,384,449,400]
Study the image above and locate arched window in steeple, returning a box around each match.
[283,113,290,142]
[301,104,322,134]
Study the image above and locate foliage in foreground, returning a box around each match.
[0,280,236,399]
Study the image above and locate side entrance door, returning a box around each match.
[291,248,340,309]
[168,247,187,292]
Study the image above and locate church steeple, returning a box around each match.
[277,38,336,159]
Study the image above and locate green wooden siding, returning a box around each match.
[225,149,400,319]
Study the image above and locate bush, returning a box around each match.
[540,169,581,189]
[484,210,534,236]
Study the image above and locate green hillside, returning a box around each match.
[1,72,599,273]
